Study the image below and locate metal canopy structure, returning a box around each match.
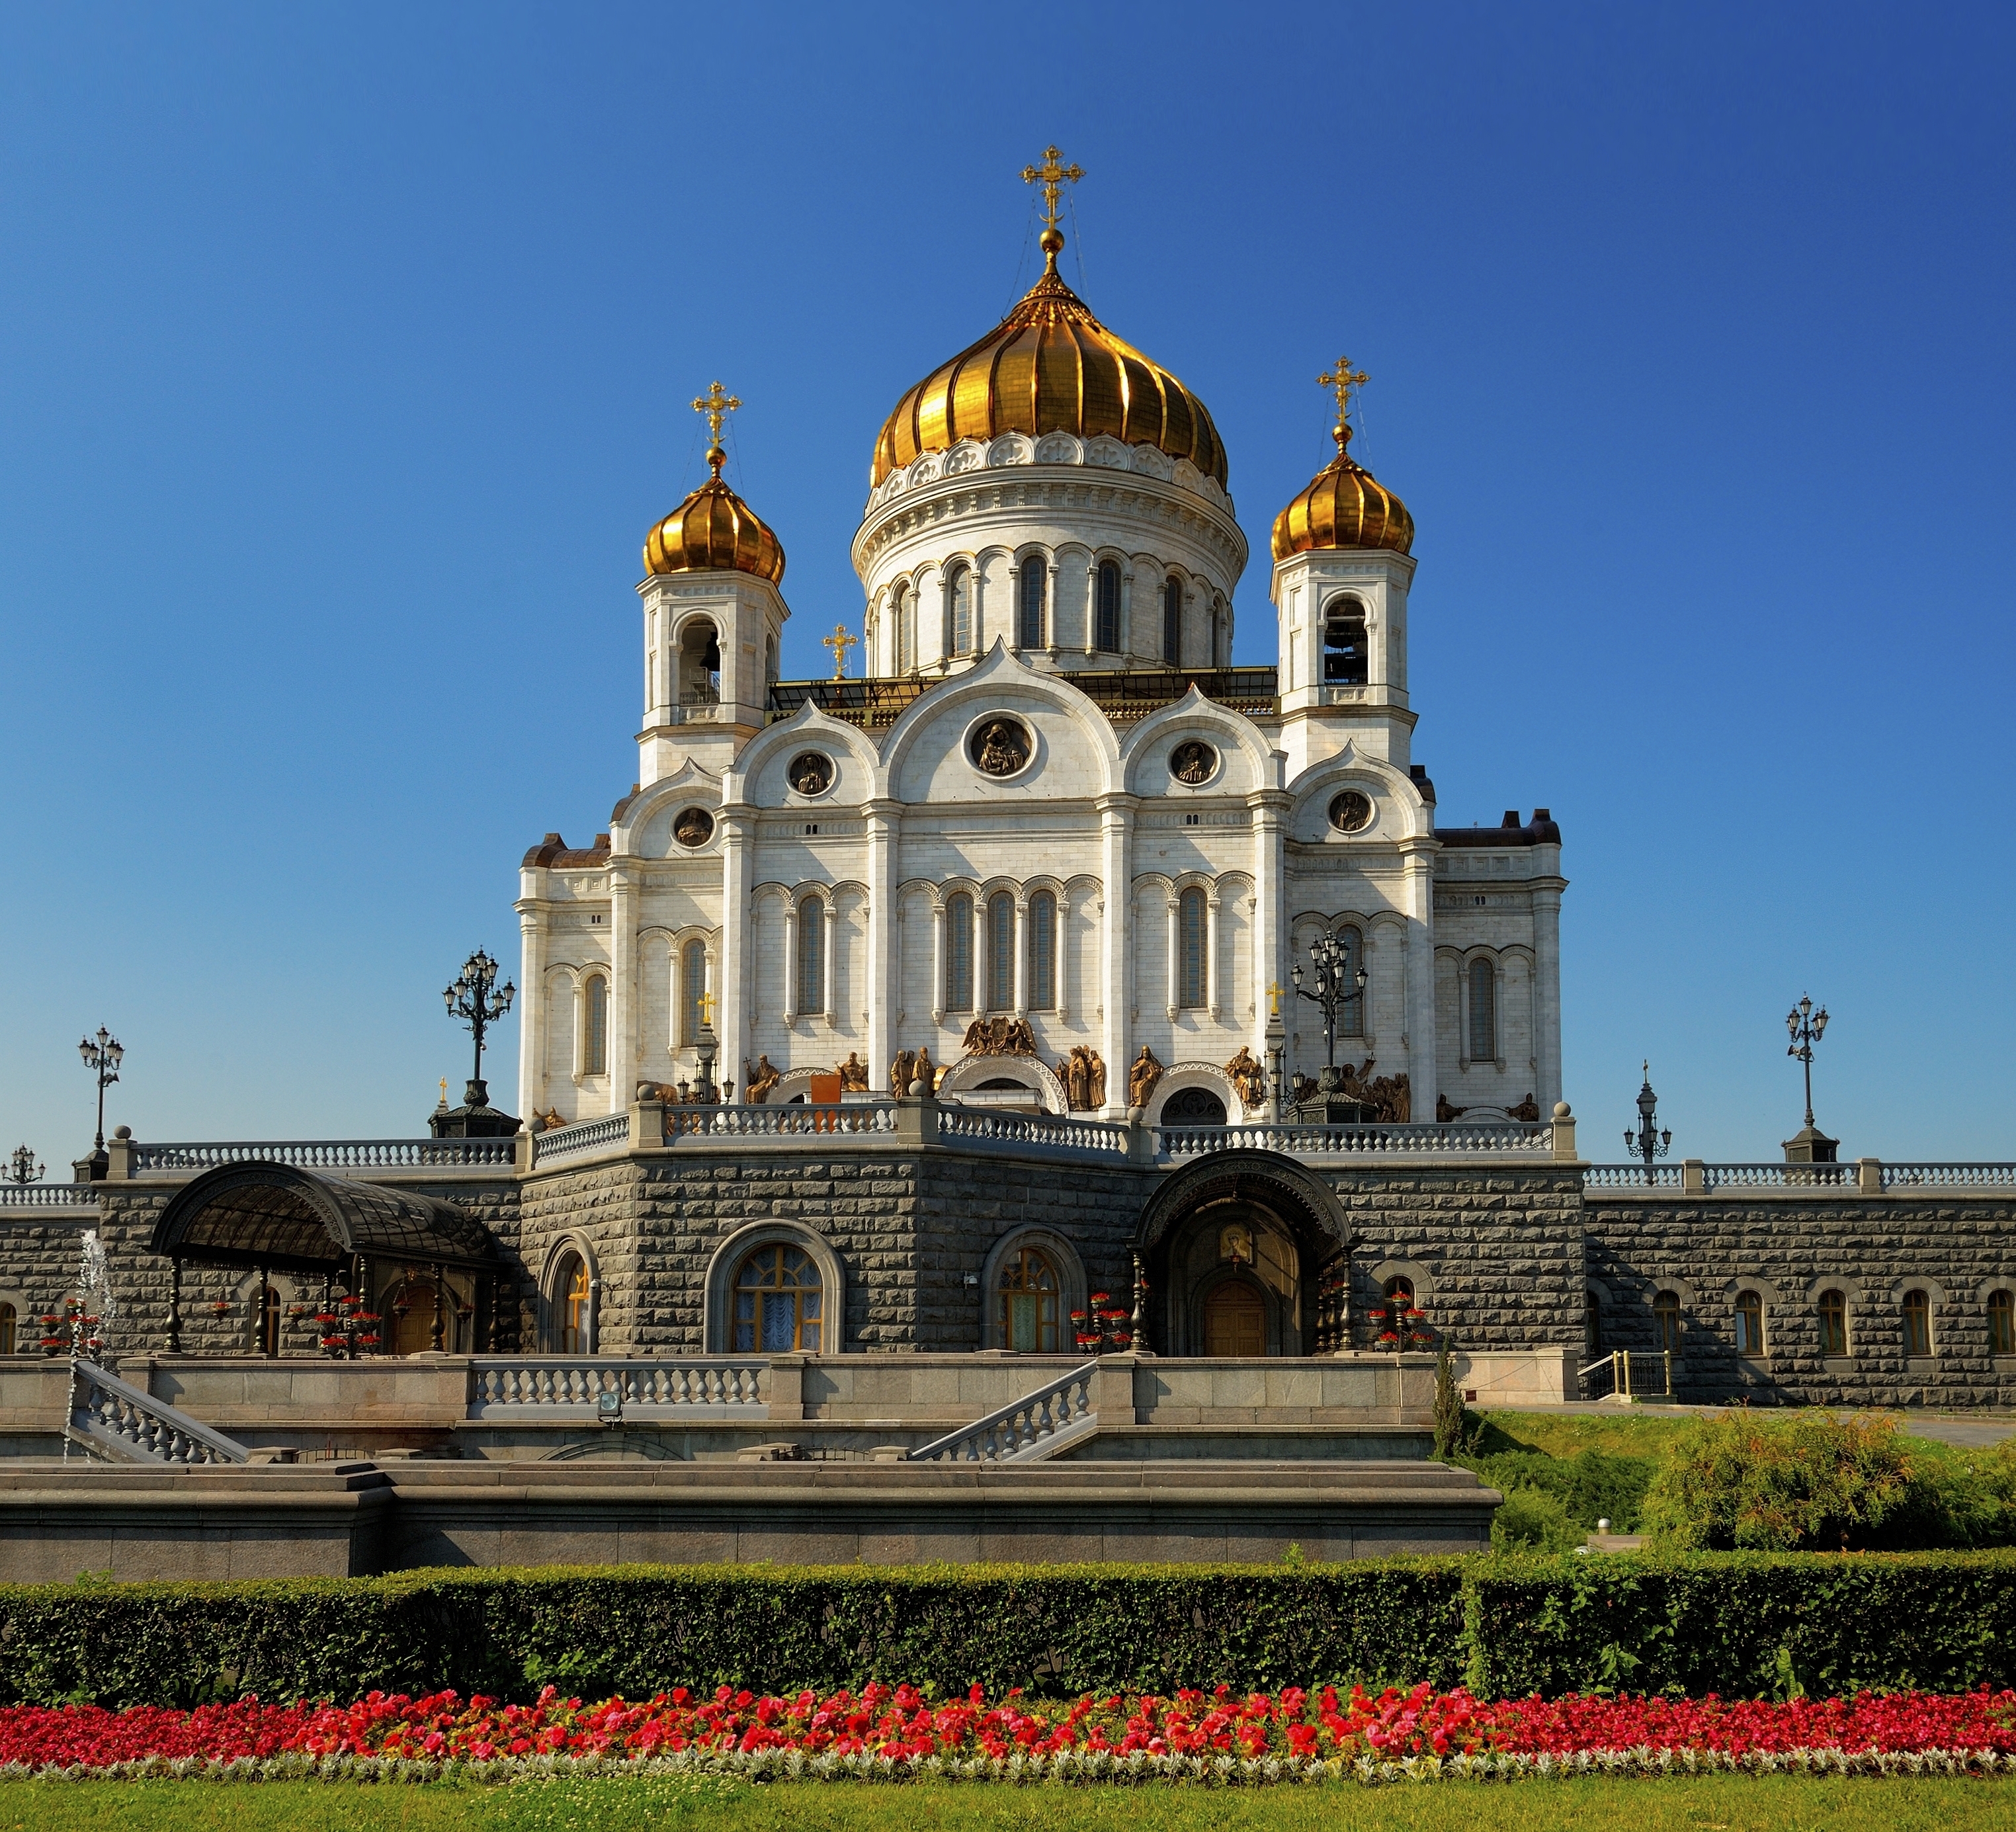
[151,1161,497,1276]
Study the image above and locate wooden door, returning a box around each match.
[1203,1281,1267,1356]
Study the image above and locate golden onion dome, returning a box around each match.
[871,247,1228,491]
[1270,415,1413,561]
[643,444,786,585]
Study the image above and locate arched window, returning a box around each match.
[1903,1289,1933,1357]
[948,563,974,656]
[986,892,1015,1011]
[797,897,825,1014]
[1162,576,1183,665]
[553,1252,590,1354]
[1337,925,1365,1037]
[896,585,917,674]
[1653,1290,1682,1353]
[1585,1290,1603,1358]
[1211,595,1226,666]
[1095,560,1120,653]
[766,634,779,683]
[734,1243,822,1352]
[0,1302,14,1356]
[1161,1086,1227,1126]
[680,618,722,704]
[1380,1276,1415,1343]
[1027,892,1056,1011]
[583,976,609,1076]
[1991,1290,2015,1355]
[998,1243,1059,1352]
[1178,888,1207,1009]
[945,893,974,1013]
[1734,1290,1765,1356]
[1819,1288,1849,1356]
[1017,556,1046,647]
[680,939,708,1045]
[1323,597,1368,685]
[1468,958,1496,1062]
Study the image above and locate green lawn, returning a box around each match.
[3,1776,2011,1832]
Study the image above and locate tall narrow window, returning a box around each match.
[1211,596,1226,665]
[1027,891,1056,1010]
[1324,597,1368,684]
[896,586,916,673]
[1819,1288,1849,1356]
[1992,1290,2015,1355]
[1653,1290,1681,1353]
[1162,576,1183,665]
[1096,560,1120,653]
[1178,888,1207,1009]
[1017,557,1045,647]
[1337,925,1365,1037]
[554,1252,589,1354]
[998,1244,1059,1352]
[0,1302,13,1355]
[987,892,1015,1011]
[766,634,778,683]
[946,893,974,1012]
[583,976,609,1076]
[948,563,973,656]
[1903,1289,1933,1357]
[798,898,825,1014]
[680,939,708,1045]
[1734,1290,1765,1356]
[1585,1290,1602,1358]
[1468,958,1496,1062]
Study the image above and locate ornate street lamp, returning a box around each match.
[1288,927,1369,1119]
[433,950,520,1139]
[1783,994,1837,1163]
[7,1144,44,1185]
[77,1027,123,1181]
[1624,1062,1671,1185]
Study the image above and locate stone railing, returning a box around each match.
[0,1183,100,1209]
[531,1113,632,1165]
[1157,1121,1553,1159]
[937,1108,1130,1156]
[1583,1163,1686,1190]
[1881,1163,2016,1190]
[130,1138,516,1173]
[467,1356,767,1415]
[661,1103,898,1141]
[68,1360,248,1464]
[907,1359,1099,1464]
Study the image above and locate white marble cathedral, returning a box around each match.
[515,153,1565,1131]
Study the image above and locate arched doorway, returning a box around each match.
[1134,1151,1351,1358]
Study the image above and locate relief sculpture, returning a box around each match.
[962,1014,1038,1056]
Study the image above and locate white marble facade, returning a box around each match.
[515,406,1564,1128]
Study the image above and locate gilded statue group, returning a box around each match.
[1288,1057,1413,1123]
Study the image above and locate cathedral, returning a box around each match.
[514,153,1565,1135]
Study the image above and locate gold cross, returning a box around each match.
[1021,144,1084,235]
[823,623,858,680]
[1266,981,1284,1019]
[691,380,741,476]
[439,1077,448,1103]
[1318,355,1369,454]
[697,991,716,1028]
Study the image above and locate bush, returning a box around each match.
[1490,1485,1583,1554]
[1472,1449,1655,1532]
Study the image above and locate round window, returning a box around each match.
[672,807,714,849]
[1329,790,1374,833]
[1169,739,1217,786]
[788,751,834,796]
[968,716,1032,777]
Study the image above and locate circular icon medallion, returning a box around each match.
[788,751,834,796]
[1328,790,1374,833]
[968,716,1032,777]
[1169,739,1217,786]
[672,807,715,849]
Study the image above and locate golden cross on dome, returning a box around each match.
[1318,355,1369,453]
[823,622,858,681]
[1021,144,1083,269]
[691,380,741,475]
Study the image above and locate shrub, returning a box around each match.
[1470,1449,1654,1532]
[1489,1485,1583,1554]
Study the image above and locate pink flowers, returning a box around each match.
[1,1684,2012,1776]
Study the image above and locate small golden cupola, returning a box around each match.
[870,148,1228,490]
[1271,356,1413,560]
[644,381,786,583]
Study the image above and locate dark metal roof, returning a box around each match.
[151,1161,498,1274]
[1435,808,1562,848]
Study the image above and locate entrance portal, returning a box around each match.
[1202,1280,1267,1356]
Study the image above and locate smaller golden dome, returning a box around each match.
[1271,356,1413,561]
[644,447,786,584]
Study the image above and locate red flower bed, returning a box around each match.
[1,1683,2013,1776]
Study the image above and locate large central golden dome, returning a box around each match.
[871,260,1228,490]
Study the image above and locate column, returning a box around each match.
[1120,567,1135,659]
[1056,890,1072,1019]
[1531,872,1566,1112]
[1098,794,1136,1114]
[609,864,637,1116]
[782,896,798,1025]
[718,808,752,1091]
[1249,788,1288,1064]
[1205,890,1220,1020]
[1400,837,1439,1124]
[866,800,898,1083]
[929,892,945,1026]
[1082,562,1098,657]
[1012,894,1029,1016]
[516,901,545,1122]
[821,893,836,1027]
[1164,894,1179,1019]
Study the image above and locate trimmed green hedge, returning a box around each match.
[1,1554,2012,1708]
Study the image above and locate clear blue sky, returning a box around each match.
[3,2,2011,1165]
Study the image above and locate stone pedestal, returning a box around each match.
[1782,1123,1839,1163]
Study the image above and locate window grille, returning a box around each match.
[1468,958,1496,1061]
[734,1243,822,1353]
[583,977,609,1076]
[1163,577,1183,665]
[948,563,973,655]
[945,893,974,1013]
[987,892,1015,1011]
[679,939,708,1045]
[1027,892,1056,1010]
[1178,888,1207,1009]
[896,587,915,673]
[1819,1288,1849,1356]
[1017,558,1045,647]
[798,898,825,1014]
[1096,561,1120,652]
[998,1244,1059,1352]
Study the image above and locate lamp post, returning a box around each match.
[1783,994,1837,1163]
[442,949,515,1115]
[1289,929,1367,1083]
[1624,1062,1671,1186]
[7,1144,44,1185]
[77,1028,123,1181]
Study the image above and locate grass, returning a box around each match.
[1,1776,2011,1832]
[1473,1409,1701,1462]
